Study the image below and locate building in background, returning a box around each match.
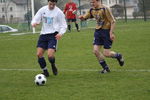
[103,0,139,18]
[119,0,139,18]
[0,0,141,24]
[0,0,29,23]
[102,0,119,7]
[78,0,139,18]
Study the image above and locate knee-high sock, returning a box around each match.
[75,23,79,30]
[111,53,121,59]
[48,57,55,67]
[99,60,109,69]
[38,57,47,71]
[68,25,71,31]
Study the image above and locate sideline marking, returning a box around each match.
[0,68,150,72]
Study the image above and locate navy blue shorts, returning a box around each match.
[37,32,58,50]
[67,18,76,22]
[93,29,113,49]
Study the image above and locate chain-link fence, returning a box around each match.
[0,0,149,32]
[77,0,150,22]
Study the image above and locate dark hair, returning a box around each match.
[48,0,57,3]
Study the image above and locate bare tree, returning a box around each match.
[40,0,47,6]
[57,0,68,10]
[3,0,11,23]
[34,0,69,11]
[40,0,68,10]
[138,0,150,21]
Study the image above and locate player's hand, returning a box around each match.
[63,11,66,15]
[78,15,84,20]
[55,34,63,40]
[110,33,115,41]
[31,23,39,27]
[72,10,77,14]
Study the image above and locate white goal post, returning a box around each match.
[31,0,35,33]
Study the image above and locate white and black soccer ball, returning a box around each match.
[34,74,47,86]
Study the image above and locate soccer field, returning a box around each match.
[0,21,150,100]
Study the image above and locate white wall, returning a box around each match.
[0,1,27,23]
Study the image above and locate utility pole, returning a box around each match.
[78,0,81,15]
[123,0,127,22]
[27,0,30,30]
[142,0,147,21]
[31,0,35,33]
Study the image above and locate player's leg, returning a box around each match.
[47,49,58,75]
[93,45,104,61]
[37,35,50,77]
[93,45,110,73]
[67,19,72,32]
[47,34,58,75]
[74,19,79,32]
[103,49,124,66]
[93,29,110,73]
[103,29,124,66]
[37,47,49,77]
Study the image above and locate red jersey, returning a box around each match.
[64,2,77,19]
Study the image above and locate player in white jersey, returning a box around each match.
[31,0,67,77]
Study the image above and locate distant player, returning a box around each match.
[31,0,67,77]
[64,0,80,32]
[79,0,124,73]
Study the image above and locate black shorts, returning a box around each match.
[37,32,58,50]
[93,29,113,49]
[67,18,77,22]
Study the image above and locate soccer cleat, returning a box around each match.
[42,70,49,77]
[51,64,58,75]
[101,67,110,74]
[77,29,80,32]
[117,54,124,66]
[68,30,71,33]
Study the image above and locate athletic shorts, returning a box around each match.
[37,32,58,50]
[93,29,113,49]
[67,18,76,22]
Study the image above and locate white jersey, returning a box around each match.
[31,6,67,35]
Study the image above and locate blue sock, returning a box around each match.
[48,57,55,66]
[112,53,120,59]
[99,60,109,69]
[38,57,46,69]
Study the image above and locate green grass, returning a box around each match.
[0,21,150,100]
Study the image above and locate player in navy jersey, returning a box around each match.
[79,0,124,73]
[31,0,67,77]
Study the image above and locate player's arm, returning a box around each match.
[31,9,42,27]
[72,3,77,14]
[105,7,116,40]
[78,9,91,21]
[63,4,67,14]
[55,12,67,40]
[72,10,77,14]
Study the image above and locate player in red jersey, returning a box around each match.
[64,0,80,32]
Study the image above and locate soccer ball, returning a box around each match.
[34,74,47,86]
